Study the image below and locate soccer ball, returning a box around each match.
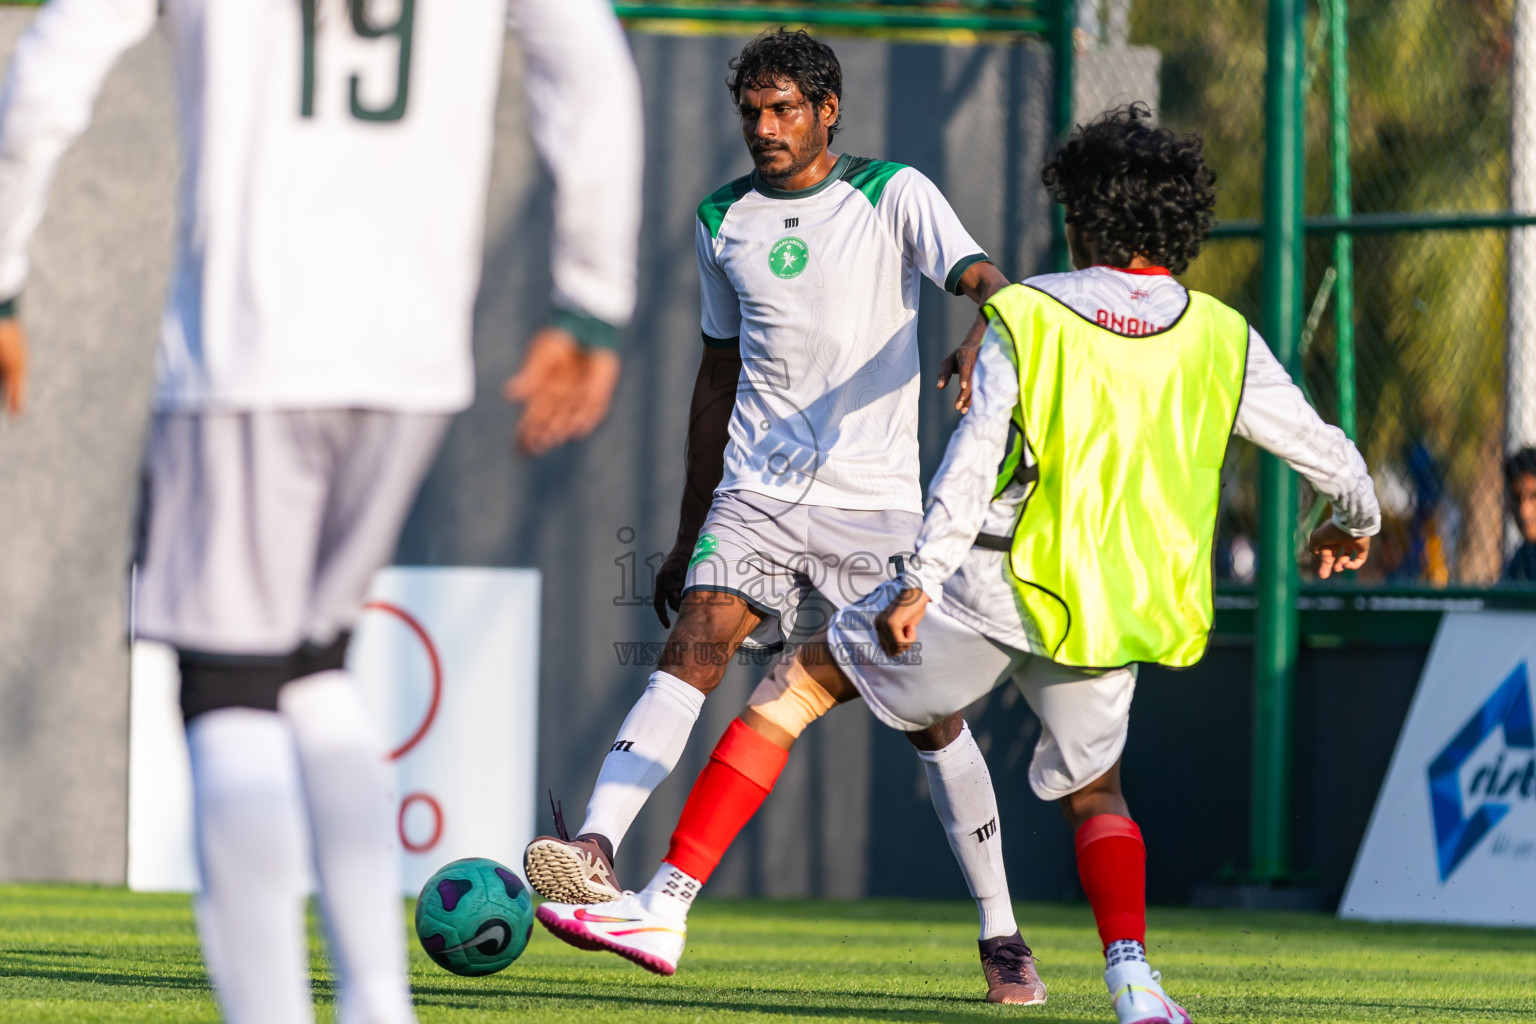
[414,857,535,976]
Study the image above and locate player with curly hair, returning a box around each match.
[824,102,1382,1022]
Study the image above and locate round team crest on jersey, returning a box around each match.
[769,236,809,279]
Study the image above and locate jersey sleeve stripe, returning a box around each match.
[841,156,907,207]
[551,307,621,350]
[945,253,991,295]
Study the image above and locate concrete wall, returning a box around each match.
[0,12,173,883]
[0,12,1413,907]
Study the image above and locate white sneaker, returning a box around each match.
[1106,961,1192,1024]
[535,892,687,976]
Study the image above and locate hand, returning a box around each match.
[653,543,692,628]
[875,587,930,657]
[1308,520,1371,579]
[0,317,27,417]
[936,310,988,413]
[502,326,621,456]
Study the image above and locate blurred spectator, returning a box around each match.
[1505,447,1536,582]
[1388,442,1457,584]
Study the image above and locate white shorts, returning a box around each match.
[134,410,449,654]
[830,582,1137,800]
[683,490,922,652]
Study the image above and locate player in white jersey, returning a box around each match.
[0,1,641,1021]
[528,29,1044,1003]
[551,105,1378,1024]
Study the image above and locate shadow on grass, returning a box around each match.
[0,963,208,992]
[409,981,1070,1022]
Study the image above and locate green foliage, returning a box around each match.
[1,885,1534,1022]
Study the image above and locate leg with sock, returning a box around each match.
[913,721,1016,941]
[535,715,789,975]
[537,647,868,974]
[577,670,707,852]
[913,718,1045,1005]
[524,670,706,903]
[282,669,416,1024]
[188,707,315,1024]
[1065,762,1189,1024]
[657,716,789,895]
[1074,812,1147,951]
[527,592,766,904]
[650,647,855,913]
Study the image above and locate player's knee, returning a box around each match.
[657,591,760,692]
[904,712,963,752]
[178,633,351,723]
[654,657,727,695]
[745,656,840,740]
[1058,789,1093,829]
[676,587,758,635]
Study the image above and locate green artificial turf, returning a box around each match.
[0,885,1533,1022]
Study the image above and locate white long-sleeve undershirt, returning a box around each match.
[913,267,1382,652]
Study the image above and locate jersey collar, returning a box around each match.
[751,153,852,200]
[1093,264,1173,276]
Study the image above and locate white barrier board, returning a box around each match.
[127,567,541,896]
[1340,611,1536,926]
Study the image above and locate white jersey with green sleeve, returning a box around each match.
[696,154,989,514]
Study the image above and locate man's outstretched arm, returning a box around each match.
[0,0,157,416]
[503,0,643,453]
[1234,327,1381,577]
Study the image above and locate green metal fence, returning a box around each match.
[613,0,1049,33]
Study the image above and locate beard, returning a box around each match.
[753,119,829,185]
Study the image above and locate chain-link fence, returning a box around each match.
[1102,0,1533,589]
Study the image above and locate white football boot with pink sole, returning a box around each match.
[536,893,686,975]
[1107,961,1192,1024]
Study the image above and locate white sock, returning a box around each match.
[281,671,416,1024]
[188,708,315,1024]
[917,723,1019,941]
[638,862,701,923]
[578,671,707,853]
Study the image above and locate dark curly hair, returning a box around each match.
[1508,447,1536,485]
[727,28,844,141]
[1041,103,1217,275]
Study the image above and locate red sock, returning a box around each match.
[664,718,789,884]
[1075,814,1147,949]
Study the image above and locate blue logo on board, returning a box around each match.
[1426,661,1535,881]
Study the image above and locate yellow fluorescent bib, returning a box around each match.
[985,282,1248,668]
